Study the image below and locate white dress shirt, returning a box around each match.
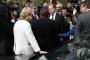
[13,20,40,55]
[49,12,56,20]
[32,12,39,19]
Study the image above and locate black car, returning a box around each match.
[1,39,90,60]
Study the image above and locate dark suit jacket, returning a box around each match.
[49,13,66,34]
[30,18,59,51]
[0,4,14,55]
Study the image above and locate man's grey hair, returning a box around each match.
[56,3,63,8]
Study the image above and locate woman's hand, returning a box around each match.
[39,51,48,54]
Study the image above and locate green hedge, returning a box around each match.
[34,0,66,4]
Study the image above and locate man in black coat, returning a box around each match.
[30,18,59,51]
[48,4,66,43]
[0,2,14,55]
[48,4,65,34]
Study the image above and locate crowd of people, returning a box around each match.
[0,0,90,56]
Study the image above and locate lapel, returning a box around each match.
[55,13,59,21]
[55,13,57,20]
[48,14,51,20]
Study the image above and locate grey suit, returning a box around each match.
[76,10,90,39]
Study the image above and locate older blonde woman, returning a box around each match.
[13,7,43,55]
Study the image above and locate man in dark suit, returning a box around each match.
[48,4,65,34]
[0,2,14,55]
[48,4,66,43]
[31,3,40,20]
